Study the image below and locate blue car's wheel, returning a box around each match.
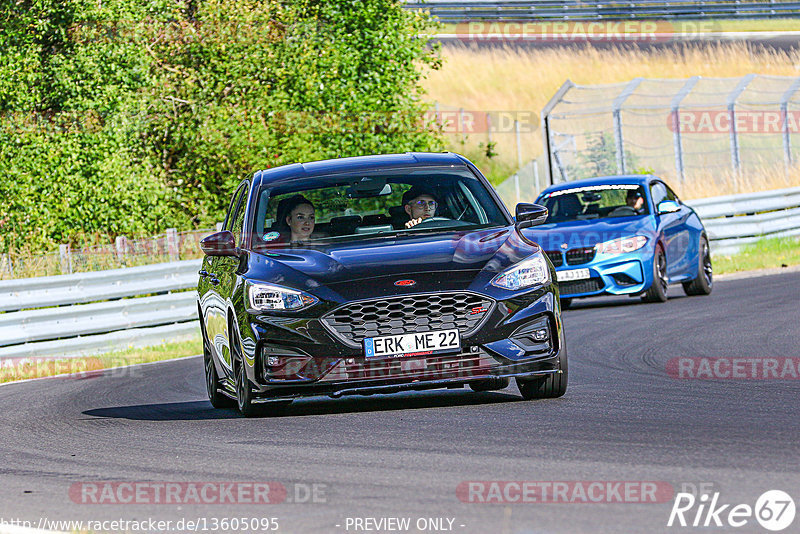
[642,245,668,303]
[683,236,713,296]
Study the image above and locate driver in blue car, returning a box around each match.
[626,189,646,215]
[403,186,439,228]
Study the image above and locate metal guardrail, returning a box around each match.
[687,186,800,255]
[404,1,800,22]
[1,187,796,360]
[0,260,202,360]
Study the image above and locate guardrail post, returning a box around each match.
[59,244,73,274]
[166,228,179,261]
[216,222,223,232]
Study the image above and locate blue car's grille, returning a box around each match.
[566,247,596,265]
[559,277,604,296]
[321,292,494,348]
[545,251,564,267]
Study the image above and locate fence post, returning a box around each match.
[540,80,575,186]
[486,112,492,144]
[515,120,523,168]
[0,253,11,278]
[780,77,800,175]
[533,159,540,197]
[115,235,128,265]
[670,76,699,184]
[166,228,179,261]
[59,244,73,275]
[612,78,643,175]
[727,74,756,190]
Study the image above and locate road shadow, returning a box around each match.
[565,293,688,311]
[83,389,522,421]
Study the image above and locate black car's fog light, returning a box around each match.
[260,343,312,380]
[510,317,552,354]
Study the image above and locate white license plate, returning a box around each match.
[557,268,591,282]
[364,329,460,359]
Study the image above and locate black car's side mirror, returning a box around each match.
[200,230,239,256]
[515,203,549,230]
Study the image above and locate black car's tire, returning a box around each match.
[201,312,235,409]
[560,298,572,310]
[235,358,263,418]
[205,350,235,409]
[683,235,713,296]
[642,245,668,303]
[516,347,568,400]
[469,377,510,392]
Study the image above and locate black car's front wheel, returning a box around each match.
[205,350,235,409]
[516,346,568,400]
[235,357,263,417]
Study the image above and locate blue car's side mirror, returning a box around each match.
[515,203,548,229]
[657,200,681,214]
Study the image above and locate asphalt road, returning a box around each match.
[1,270,799,534]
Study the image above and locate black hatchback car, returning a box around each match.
[198,153,567,416]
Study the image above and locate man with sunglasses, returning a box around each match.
[402,186,439,229]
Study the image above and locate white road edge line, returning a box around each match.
[0,354,202,388]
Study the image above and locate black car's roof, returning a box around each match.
[255,152,470,186]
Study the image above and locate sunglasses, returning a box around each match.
[410,200,437,209]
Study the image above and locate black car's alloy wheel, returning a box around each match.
[235,358,261,417]
[205,351,235,409]
[642,245,668,303]
[683,236,713,296]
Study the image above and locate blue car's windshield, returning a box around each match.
[252,166,509,248]
[537,184,650,223]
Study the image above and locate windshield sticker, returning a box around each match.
[264,231,281,242]
[546,184,640,197]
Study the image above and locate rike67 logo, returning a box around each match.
[667,490,795,531]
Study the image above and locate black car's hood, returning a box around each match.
[245,226,541,300]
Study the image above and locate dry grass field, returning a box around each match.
[421,43,800,197]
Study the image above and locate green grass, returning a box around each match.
[0,336,202,384]
[714,236,800,274]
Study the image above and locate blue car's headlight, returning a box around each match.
[491,252,551,291]
[596,235,648,255]
[246,281,318,312]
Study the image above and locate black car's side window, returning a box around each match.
[223,185,247,232]
[229,184,249,247]
[650,182,668,207]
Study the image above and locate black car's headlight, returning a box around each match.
[246,281,319,312]
[491,252,551,291]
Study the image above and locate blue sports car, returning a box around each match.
[526,175,712,308]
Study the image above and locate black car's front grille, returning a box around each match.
[321,292,494,348]
[545,251,564,267]
[566,247,596,265]
[559,277,604,295]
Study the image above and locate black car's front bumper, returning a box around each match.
[237,286,564,400]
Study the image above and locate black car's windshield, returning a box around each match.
[537,184,650,223]
[252,166,509,248]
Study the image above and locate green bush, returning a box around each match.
[0,0,442,253]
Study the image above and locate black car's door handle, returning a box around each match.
[209,277,220,286]
[199,270,209,277]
